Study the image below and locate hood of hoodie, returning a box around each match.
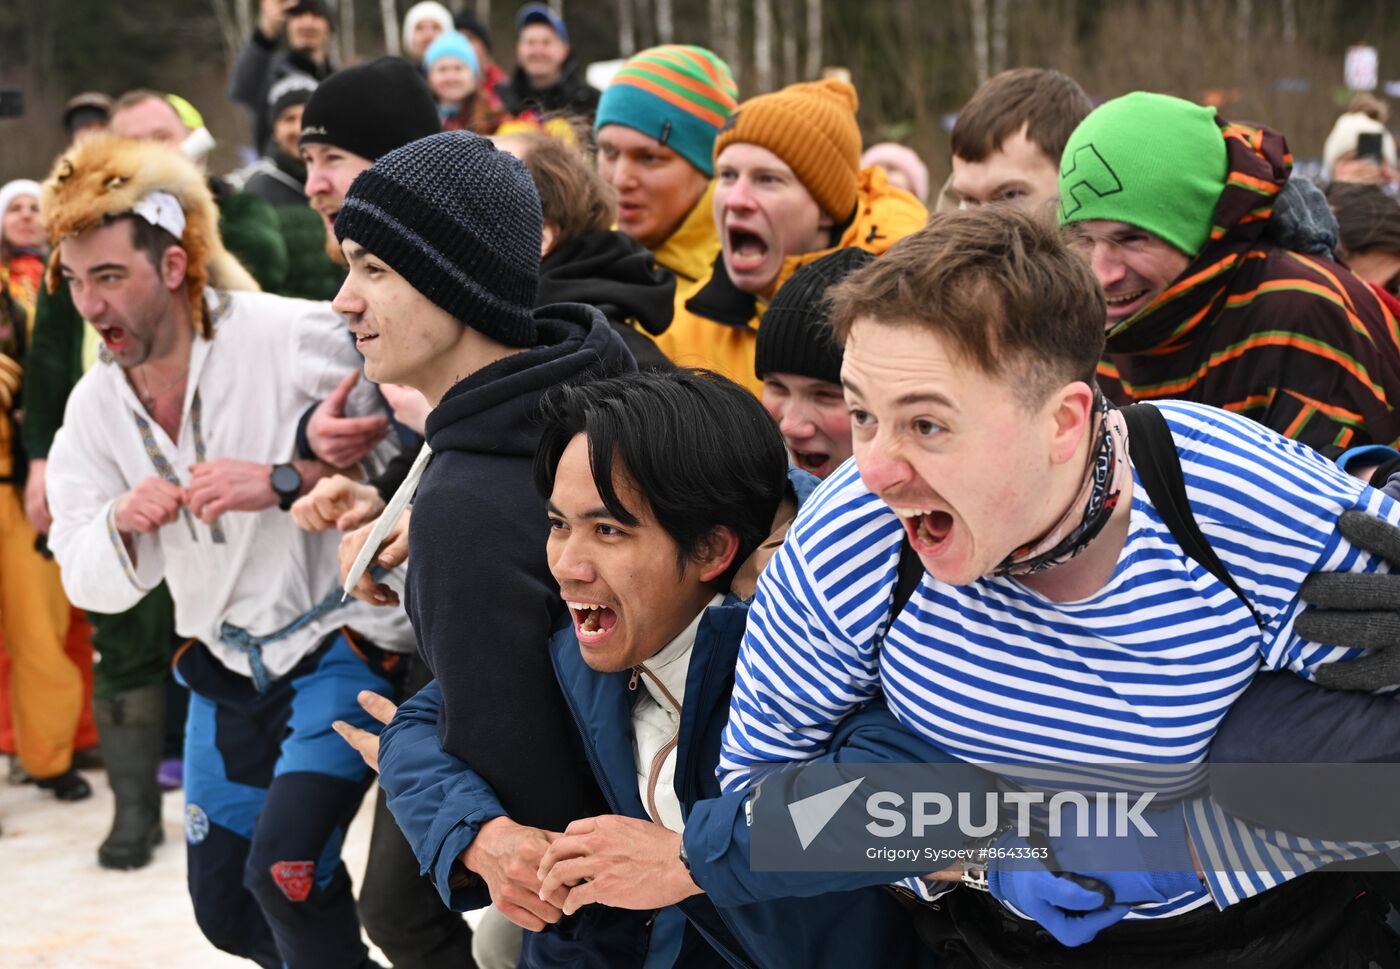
[538,230,676,336]
[425,301,637,457]
[684,165,927,331]
[1107,118,1292,355]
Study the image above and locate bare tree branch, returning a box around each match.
[209,0,242,65]
[657,0,674,45]
[617,0,635,56]
[338,0,356,64]
[755,0,774,92]
[804,0,822,80]
[991,0,1007,74]
[969,0,989,86]
[381,0,401,56]
[780,0,798,85]
[723,0,741,77]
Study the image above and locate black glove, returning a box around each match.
[1296,510,1400,690]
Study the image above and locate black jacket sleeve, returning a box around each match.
[1209,670,1400,842]
[371,436,422,501]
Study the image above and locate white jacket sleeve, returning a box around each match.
[46,412,165,614]
[291,299,402,474]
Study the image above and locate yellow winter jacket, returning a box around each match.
[656,166,927,396]
[652,181,721,294]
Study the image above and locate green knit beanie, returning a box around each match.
[1057,92,1228,257]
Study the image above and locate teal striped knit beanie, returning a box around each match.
[1058,92,1228,257]
[595,45,738,177]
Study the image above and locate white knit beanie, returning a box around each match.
[1322,111,1398,177]
[401,1,455,60]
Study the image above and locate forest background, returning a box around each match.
[1,0,1398,187]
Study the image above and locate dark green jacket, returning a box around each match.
[272,205,342,301]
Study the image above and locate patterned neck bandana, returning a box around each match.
[994,395,1128,577]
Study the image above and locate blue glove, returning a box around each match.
[1048,801,1203,906]
[986,841,1132,948]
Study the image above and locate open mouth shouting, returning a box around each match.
[93,321,129,352]
[791,449,832,476]
[891,504,956,557]
[726,224,770,275]
[566,600,619,645]
[312,203,340,235]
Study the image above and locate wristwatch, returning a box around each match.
[678,834,693,874]
[957,821,1018,892]
[270,462,303,511]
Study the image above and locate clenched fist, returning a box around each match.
[113,477,185,536]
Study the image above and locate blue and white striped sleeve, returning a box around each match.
[1139,405,1400,908]
[1258,485,1400,679]
[1190,457,1400,908]
[1184,798,1399,909]
[717,524,885,793]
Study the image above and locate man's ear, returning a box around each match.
[1048,380,1096,467]
[695,525,741,584]
[160,244,189,293]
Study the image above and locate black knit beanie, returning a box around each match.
[299,57,439,161]
[454,9,493,50]
[755,247,874,384]
[335,131,542,346]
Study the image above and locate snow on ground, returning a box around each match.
[0,769,383,968]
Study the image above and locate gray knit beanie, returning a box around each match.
[335,131,542,346]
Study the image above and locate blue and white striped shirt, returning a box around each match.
[721,401,1398,918]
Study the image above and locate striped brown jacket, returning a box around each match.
[1098,119,1400,451]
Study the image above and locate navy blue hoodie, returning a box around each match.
[405,303,636,830]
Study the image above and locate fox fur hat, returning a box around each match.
[41,133,258,337]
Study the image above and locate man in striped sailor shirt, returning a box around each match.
[707,207,1400,967]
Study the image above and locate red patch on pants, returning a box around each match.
[270,860,316,902]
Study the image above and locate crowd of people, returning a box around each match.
[5,1,1400,967]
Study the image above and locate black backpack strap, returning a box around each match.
[890,536,924,620]
[1121,403,1263,629]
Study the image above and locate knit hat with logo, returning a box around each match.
[594,45,738,177]
[755,247,874,384]
[335,131,542,346]
[714,78,862,222]
[300,56,440,161]
[267,73,318,123]
[1058,91,1228,258]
